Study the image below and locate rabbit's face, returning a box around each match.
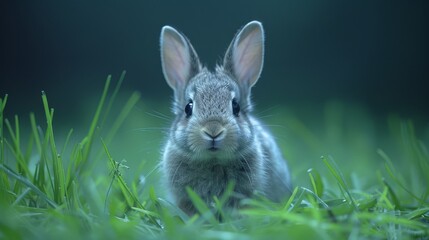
[174,71,253,161]
[161,21,264,162]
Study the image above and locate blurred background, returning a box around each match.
[1,1,429,190]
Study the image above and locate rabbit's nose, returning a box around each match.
[201,124,226,141]
[202,129,224,140]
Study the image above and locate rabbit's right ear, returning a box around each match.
[160,26,201,92]
[223,21,264,90]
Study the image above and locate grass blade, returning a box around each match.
[82,75,111,166]
[102,139,161,227]
[41,91,66,205]
[4,117,32,179]
[308,168,324,198]
[0,95,13,204]
[0,163,58,208]
[378,149,425,205]
[95,91,141,161]
[322,156,357,209]
[186,187,218,225]
[100,70,127,129]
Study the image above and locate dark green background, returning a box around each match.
[2,1,428,123]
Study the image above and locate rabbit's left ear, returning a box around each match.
[223,21,264,89]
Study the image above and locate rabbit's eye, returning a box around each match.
[232,99,240,117]
[185,100,193,117]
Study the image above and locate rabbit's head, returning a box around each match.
[160,21,264,162]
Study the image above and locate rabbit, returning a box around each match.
[159,20,292,216]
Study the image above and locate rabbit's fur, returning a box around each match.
[160,21,292,215]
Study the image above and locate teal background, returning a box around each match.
[2,1,428,122]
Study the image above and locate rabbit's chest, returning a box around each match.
[177,160,262,198]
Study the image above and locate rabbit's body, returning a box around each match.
[160,21,291,215]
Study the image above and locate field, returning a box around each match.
[1,73,428,239]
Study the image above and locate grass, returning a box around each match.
[1,72,428,239]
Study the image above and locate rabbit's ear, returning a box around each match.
[160,26,201,92]
[224,21,264,89]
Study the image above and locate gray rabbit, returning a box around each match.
[160,21,292,215]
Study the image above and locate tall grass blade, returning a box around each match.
[0,95,12,204]
[41,91,66,205]
[4,117,31,179]
[100,70,127,128]
[95,91,141,161]
[82,75,111,166]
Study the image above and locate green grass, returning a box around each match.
[1,73,428,239]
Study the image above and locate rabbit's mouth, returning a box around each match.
[190,137,239,162]
[208,146,219,152]
[207,139,221,152]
